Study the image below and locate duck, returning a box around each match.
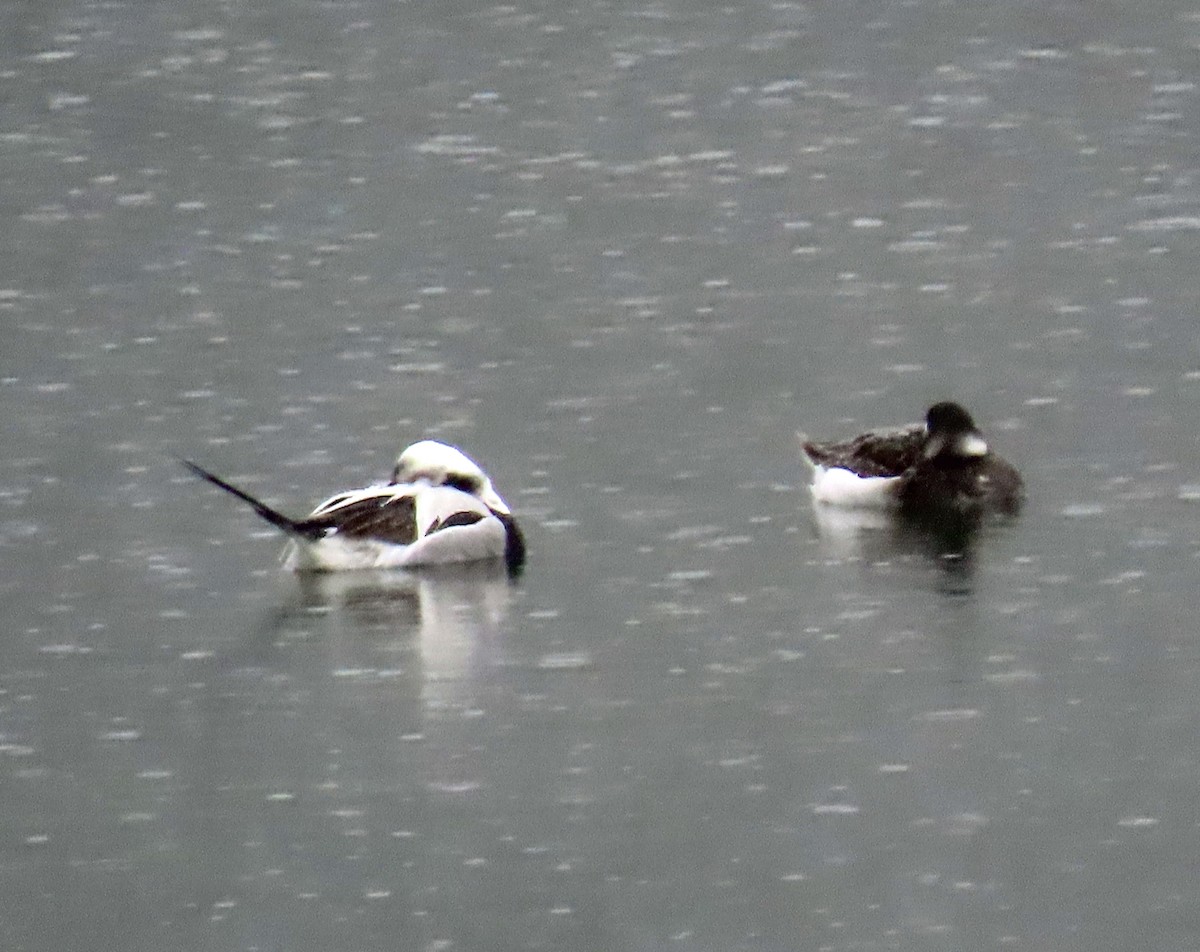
[181,439,526,573]
[800,401,1023,516]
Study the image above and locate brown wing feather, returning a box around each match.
[805,425,924,478]
[300,494,419,544]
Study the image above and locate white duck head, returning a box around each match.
[391,440,511,515]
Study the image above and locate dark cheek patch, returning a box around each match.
[444,475,478,494]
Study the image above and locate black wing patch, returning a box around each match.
[425,510,486,536]
[301,493,419,544]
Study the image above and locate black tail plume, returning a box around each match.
[180,459,323,540]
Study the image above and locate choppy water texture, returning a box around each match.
[4,1,1200,950]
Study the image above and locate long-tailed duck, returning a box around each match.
[801,401,1023,515]
[182,439,526,573]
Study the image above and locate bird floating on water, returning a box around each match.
[800,401,1023,516]
[182,439,526,573]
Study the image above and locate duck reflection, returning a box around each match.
[183,565,517,901]
[252,563,516,710]
[810,502,1001,594]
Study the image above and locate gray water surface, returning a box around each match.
[4,1,1200,950]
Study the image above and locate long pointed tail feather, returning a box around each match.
[180,459,323,540]
[796,431,822,472]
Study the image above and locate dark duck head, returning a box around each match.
[921,401,989,464]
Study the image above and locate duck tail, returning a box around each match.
[796,432,822,471]
[180,459,323,541]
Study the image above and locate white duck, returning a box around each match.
[182,439,526,573]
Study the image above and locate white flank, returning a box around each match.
[284,484,507,571]
[809,466,900,508]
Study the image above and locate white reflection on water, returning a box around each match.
[808,500,1004,597]
[809,502,894,561]
[259,565,515,712]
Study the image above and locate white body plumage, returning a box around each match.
[183,439,526,573]
[806,465,901,508]
[282,483,511,571]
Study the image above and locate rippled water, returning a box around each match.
[4,1,1200,950]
